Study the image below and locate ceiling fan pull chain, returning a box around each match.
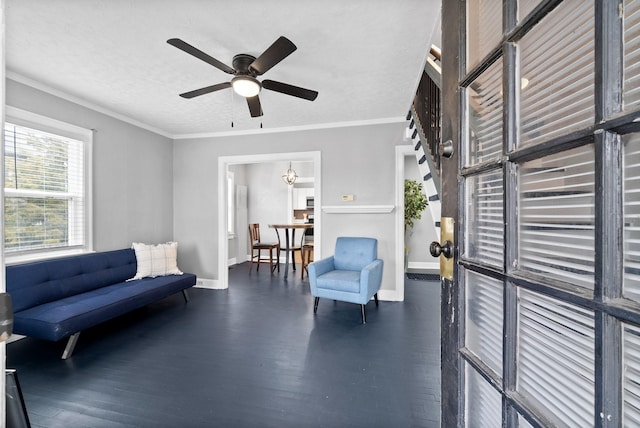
[231,88,235,128]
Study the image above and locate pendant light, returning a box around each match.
[282,162,298,185]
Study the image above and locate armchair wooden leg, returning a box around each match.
[313,297,319,313]
[374,293,379,307]
[361,304,366,324]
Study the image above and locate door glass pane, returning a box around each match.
[518,145,595,289]
[466,58,503,167]
[624,0,640,112]
[518,415,535,428]
[518,289,595,426]
[467,0,502,72]
[465,363,502,427]
[465,170,504,268]
[623,323,640,426]
[624,133,640,302]
[465,271,503,376]
[518,0,543,23]
[519,1,594,148]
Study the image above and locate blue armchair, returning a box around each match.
[308,237,384,324]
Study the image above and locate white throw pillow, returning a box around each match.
[130,242,183,280]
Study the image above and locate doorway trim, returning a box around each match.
[217,151,322,290]
[395,145,414,302]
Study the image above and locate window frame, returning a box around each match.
[4,106,93,264]
[227,170,235,239]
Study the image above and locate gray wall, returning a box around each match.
[6,79,175,252]
[404,155,437,265]
[173,122,405,293]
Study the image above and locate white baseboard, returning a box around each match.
[377,289,403,302]
[407,261,439,271]
[194,278,226,290]
[227,257,237,266]
[6,334,25,344]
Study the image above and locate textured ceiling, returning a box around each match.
[6,0,441,138]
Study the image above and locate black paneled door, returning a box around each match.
[440,0,640,426]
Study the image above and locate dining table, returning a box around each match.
[268,223,313,279]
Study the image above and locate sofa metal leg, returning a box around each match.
[361,304,366,324]
[313,297,319,313]
[62,332,81,359]
[182,289,190,303]
[374,293,379,307]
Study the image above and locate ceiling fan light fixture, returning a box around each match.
[231,75,261,97]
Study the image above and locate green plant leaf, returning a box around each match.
[404,179,428,232]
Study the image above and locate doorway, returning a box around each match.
[217,151,322,289]
[395,145,439,301]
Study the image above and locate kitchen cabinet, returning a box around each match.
[293,188,314,209]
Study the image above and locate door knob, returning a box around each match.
[430,240,453,259]
[439,140,454,158]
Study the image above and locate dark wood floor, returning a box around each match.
[7,262,441,428]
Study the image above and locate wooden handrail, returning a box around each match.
[429,45,441,62]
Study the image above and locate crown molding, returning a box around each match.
[171,116,406,140]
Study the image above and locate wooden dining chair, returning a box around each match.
[248,223,280,274]
[301,241,314,279]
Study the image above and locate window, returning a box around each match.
[4,107,92,261]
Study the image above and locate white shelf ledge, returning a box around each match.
[321,205,395,214]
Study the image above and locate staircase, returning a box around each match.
[405,46,442,238]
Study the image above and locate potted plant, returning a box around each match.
[404,179,428,270]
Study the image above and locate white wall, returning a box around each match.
[173,122,406,295]
[246,161,290,233]
[6,79,175,251]
[404,155,437,266]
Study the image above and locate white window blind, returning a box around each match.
[465,271,503,376]
[518,415,535,428]
[624,0,640,112]
[518,289,595,426]
[624,322,640,426]
[465,170,504,267]
[518,0,543,23]
[467,58,503,167]
[4,110,91,258]
[624,133,640,302]
[518,145,595,289]
[465,362,502,427]
[467,0,502,72]
[519,1,594,148]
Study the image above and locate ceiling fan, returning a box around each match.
[167,36,319,118]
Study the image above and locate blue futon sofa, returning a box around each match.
[6,248,196,359]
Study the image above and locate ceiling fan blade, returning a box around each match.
[262,80,318,101]
[179,82,231,99]
[167,38,235,74]
[249,36,297,75]
[246,95,263,117]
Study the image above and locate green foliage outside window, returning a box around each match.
[4,125,72,251]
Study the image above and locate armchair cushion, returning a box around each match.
[316,270,361,293]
